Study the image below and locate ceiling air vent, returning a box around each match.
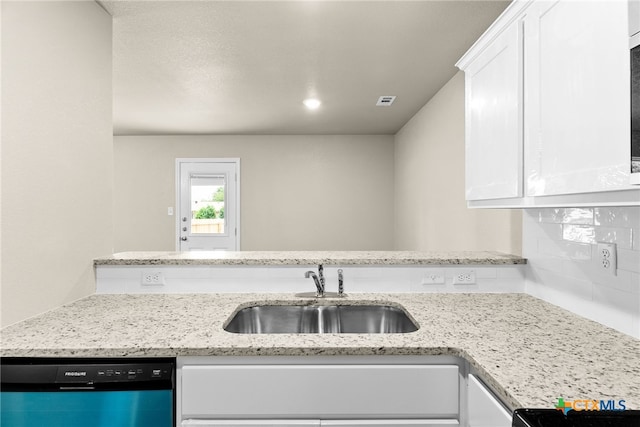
[376,96,396,106]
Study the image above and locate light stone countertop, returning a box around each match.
[1,292,637,412]
[94,250,526,266]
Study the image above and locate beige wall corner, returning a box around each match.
[113,135,394,251]
[394,71,522,254]
[1,1,113,327]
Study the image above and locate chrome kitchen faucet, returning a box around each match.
[304,265,345,298]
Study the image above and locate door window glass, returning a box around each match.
[190,174,225,235]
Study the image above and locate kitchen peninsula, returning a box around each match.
[2,251,638,413]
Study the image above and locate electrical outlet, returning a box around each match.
[453,270,476,285]
[421,270,445,285]
[597,242,617,276]
[141,272,165,285]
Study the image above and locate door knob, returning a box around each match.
[182,217,187,222]
[182,227,187,232]
[181,237,187,241]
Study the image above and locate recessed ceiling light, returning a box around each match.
[303,98,321,110]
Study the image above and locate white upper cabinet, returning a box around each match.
[457,0,639,207]
[524,0,630,197]
[461,18,523,201]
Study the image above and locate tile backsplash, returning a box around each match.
[523,207,640,338]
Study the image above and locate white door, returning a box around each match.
[177,159,240,251]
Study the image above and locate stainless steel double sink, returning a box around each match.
[224,303,419,334]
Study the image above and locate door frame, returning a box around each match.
[175,158,241,251]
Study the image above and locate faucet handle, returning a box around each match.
[318,264,325,292]
[338,269,344,296]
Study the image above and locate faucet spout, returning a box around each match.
[304,271,324,297]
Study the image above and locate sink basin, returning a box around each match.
[224,304,419,334]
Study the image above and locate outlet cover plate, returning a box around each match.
[596,242,617,276]
[141,271,166,286]
[453,269,476,285]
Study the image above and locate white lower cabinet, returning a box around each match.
[181,364,458,419]
[182,421,458,427]
[178,357,460,426]
[467,375,511,427]
[177,357,510,427]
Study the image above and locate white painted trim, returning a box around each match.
[467,188,640,208]
[175,158,241,251]
[456,0,533,70]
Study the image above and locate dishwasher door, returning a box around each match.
[1,357,175,427]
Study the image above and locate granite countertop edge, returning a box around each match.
[93,250,527,266]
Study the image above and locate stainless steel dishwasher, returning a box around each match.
[1,357,175,427]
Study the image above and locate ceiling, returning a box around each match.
[100,0,510,136]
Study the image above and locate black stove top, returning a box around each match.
[512,409,640,427]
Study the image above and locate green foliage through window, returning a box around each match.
[212,187,225,202]
[195,205,217,219]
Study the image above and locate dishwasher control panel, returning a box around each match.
[1,357,175,389]
[56,363,173,383]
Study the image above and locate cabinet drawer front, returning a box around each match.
[322,420,459,427]
[182,421,320,426]
[181,365,459,419]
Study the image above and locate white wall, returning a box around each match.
[394,72,522,253]
[113,135,394,251]
[115,73,522,255]
[523,207,640,338]
[0,1,113,327]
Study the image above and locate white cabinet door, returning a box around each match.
[467,375,511,427]
[181,365,459,420]
[462,19,523,201]
[321,420,459,427]
[524,0,630,196]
